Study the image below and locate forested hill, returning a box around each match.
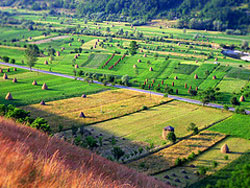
[1,0,250,31]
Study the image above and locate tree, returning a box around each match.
[199,88,219,106]
[25,47,38,71]
[129,41,138,55]
[242,40,249,50]
[187,123,198,135]
[167,132,176,143]
[111,147,125,160]
[231,97,240,106]
[121,75,129,86]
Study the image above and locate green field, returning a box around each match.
[209,114,250,139]
[90,101,231,146]
[0,68,108,106]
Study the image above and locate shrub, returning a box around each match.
[175,157,182,166]
[141,105,148,110]
[85,136,97,148]
[212,161,218,168]
[31,117,51,133]
[167,132,176,143]
[188,152,196,161]
[0,104,7,116]
[198,166,208,176]
[2,56,10,63]
[112,147,125,160]
[224,155,229,160]
[5,107,30,122]
[10,59,16,64]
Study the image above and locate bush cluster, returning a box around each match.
[0,104,51,133]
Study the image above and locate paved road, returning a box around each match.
[1,62,248,114]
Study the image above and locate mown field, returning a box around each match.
[89,101,231,146]
[22,89,171,131]
[127,131,226,175]
[0,66,108,106]
[155,137,250,187]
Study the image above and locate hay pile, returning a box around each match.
[32,80,37,85]
[221,144,229,153]
[42,83,48,90]
[5,93,13,100]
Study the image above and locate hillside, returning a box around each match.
[0,0,249,31]
[0,117,169,188]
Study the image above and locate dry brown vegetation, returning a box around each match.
[22,89,172,131]
[0,117,170,188]
[127,131,226,175]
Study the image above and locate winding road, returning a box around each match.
[1,62,248,114]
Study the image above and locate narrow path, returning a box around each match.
[0,62,248,114]
[28,35,69,45]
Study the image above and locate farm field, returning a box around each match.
[89,101,231,146]
[127,131,226,175]
[208,114,250,139]
[0,66,108,106]
[22,89,171,131]
[155,137,250,188]
[0,6,249,187]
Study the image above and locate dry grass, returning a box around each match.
[22,89,171,131]
[0,117,170,188]
[127,131,226,175]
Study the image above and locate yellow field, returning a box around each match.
[155,137,250,187]
[127,131,226,175]
[22,89,171,131]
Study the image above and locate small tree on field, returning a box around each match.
[167,132,176,143]
[231,97,240,106]
[112,146,125,160]
[25,47,38,71]
[187,122,199,135]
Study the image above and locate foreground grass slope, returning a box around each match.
[0,117,169,188]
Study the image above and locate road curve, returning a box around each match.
[0,62,247,114]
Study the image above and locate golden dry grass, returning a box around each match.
[127,131,226,175]
[22,89,171,131]
[0,117,169,188]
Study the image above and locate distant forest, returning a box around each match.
[1,0,250,32]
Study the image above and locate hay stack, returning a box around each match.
[143,54,147,57]
[189,86,192,90]
[40,100,46,105]
[12,78,17,83]
[75,64,79,68]
[7,68,10,72]
[74,55,78,59]
[221,144,229,153]
[149,67,153,71]
[140,50,143,53]
[56,51,60,56]
[213,75,217,80]
[240,95,245,102]
[0,68,3,73]
[42,83,48,90]
[133,64,137,68]
[174,76,178,80]
[194,74,198,79]
[3,73,8,80]
[195,86,198,91]
[185,83,187,88]
[79,112,86,118]
[61,47,65,51]
[176,89,178,94]
[172,82,174,87]
[69,43,72,46]
[137,59,141,63]
[5,92,13,100]
[32,80,37,85]
[44,60,48,65]
[13,68,17,71]
[81,94,87,98]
